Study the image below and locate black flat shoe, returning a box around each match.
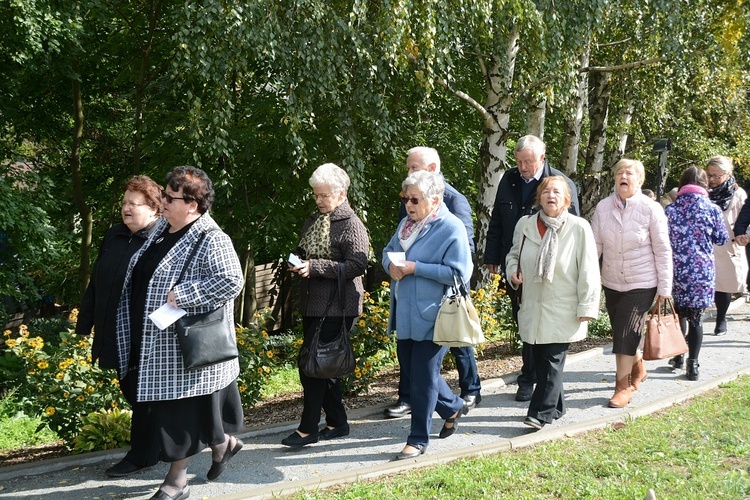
[439,401,470,439]
[515,385,533,402]
[207,437,244,481]
[396,443,427,460]
[281,431,319,447]
[523,416,545,430]
[150,485,190,500]
[669,354,685,369]
[105,458,152,477]
[320,424,350,440]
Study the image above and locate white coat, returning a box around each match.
[505,212,601,345]
[714,187,748,293]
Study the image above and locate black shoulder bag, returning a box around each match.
[173,229,239,371]
[299,262,356,379]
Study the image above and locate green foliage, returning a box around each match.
[0,388,58,449]
[588,309,612,339]
[72,407,132,454]
[342,281,398,395]
[1,315,125,445]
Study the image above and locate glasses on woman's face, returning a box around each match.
[161,190,186,204]
[121,201,148,208]
[400,195,424,205]
[312,193,333,201]
[706,172,727,180]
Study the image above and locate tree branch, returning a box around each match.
[437,78,491,121]
[582,57,668,73]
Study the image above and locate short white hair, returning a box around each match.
[706,155,734,174]
[514,135,546,159]
[402,170,444,200]
[406,147,441,173]
[309,163,350,193]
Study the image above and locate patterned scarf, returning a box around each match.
[399,202,441,251]
[299,212,332,259]
[534,210,569,283]
[708,175,736,211]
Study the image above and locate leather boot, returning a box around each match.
[608,375,633,408]
[686,358,700,381]
[669,354,684,369]
[630,358,648,391]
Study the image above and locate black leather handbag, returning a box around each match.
[173,230,239,371]
[299,262,356,379]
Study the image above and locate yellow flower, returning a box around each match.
[266,350,274,358]
[5,338,16,348]
[37,360,49,369]
[44,407,55,417]
[262,330,269,338]
[111,401,119,408]
[263,366,270,373]
[381,281,389,288]
[358,320,366,328]
[77,395,85,402]
[87,385,95,393]
[19,325,29,337]
[257,367,263,374]
[3,329,11,337]
[238,339,246,346]
[55,372,64,380]
[239,384,247,393]
[63,392,70,398]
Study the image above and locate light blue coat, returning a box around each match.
[382,204,473,342]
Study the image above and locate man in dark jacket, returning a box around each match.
[384,147,482,419]
[484,135,579,402]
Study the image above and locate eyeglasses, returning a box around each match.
[312,193,334,201]
[706,172,727,180]
[161,191,186,204]
[400,195,424,205]
[121,201,149,208]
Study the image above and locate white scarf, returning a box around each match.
[398,202,442,252]
[534,210,568,283]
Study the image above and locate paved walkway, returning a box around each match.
[1,300,750,499]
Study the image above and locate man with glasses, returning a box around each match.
[383,146,483,419]
[484,135,579,402]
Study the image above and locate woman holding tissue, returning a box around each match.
[116,166,245,500]
[382,170,473,460]
[283,163,369,447]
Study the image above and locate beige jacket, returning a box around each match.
[505,213,601,345]
[714,188,748,293]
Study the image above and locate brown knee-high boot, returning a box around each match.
[608,375,632,408]
[630,358,648,391]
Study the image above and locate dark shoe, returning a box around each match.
[319,424,350,440]
[207,437,244,481]
[515,384,533,402]
[461,393,482,410]
[523,416,545,430]
[686,358,700,381]
[105,458,152,477]
[714,329,727,336]
[669,354,685,369]
[439,402,470,439]
[714,319,727,336]
[395,443,427,460]
[281,431,319,447]
[149,485,190,500]
[383,402,412,418]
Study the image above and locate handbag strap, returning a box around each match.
[174,228,216,287]
[337,262,347,317]
[517,234,527,277]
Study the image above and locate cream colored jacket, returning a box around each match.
[714,188,748,293]
[592,192,673,297]
[505,212,601,345]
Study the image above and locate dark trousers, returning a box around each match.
[119,369,161,467]
[528,342,569,424]
[397,339,464,447]
[397,345,481,401]
[714,291,731,332]
[298,316,353,434]
[506,285,537,387]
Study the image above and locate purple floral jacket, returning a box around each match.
[665,186,728,308]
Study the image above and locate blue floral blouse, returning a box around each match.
[665,189,729,309]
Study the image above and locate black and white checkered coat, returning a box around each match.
[115,213,244,402]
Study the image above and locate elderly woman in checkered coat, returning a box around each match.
[116,166,244,500]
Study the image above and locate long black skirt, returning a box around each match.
[149,380,245,462]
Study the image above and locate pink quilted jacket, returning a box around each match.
[591,192,673,296]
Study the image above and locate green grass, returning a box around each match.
[260,364,303,398]
[296,375,750,499]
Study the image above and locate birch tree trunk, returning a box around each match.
[581,70,611,219]
[561,47,590,177]
[526,97,546,140]
[71,72,93,300]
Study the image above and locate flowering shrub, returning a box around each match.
[0,311,126,445]
[234,308,295,407]
[470,274,517,346]
[341,282,397,394]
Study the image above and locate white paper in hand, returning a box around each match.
[388,252,407,267]
[149,303,187,330]
[288,253,303,267]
